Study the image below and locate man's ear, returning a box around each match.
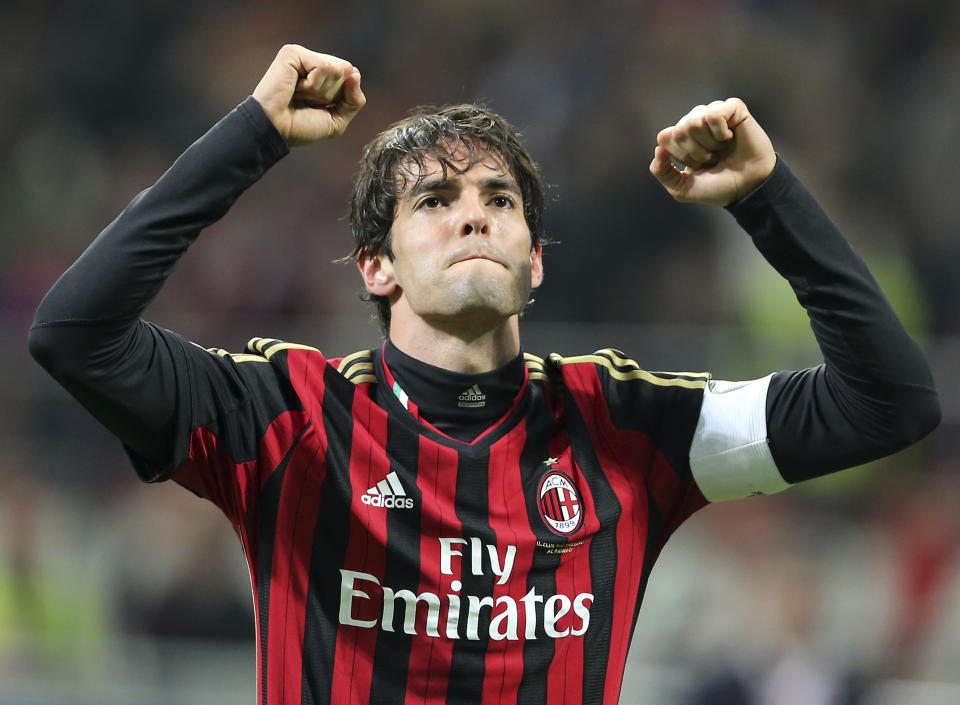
[358,249,398,296]
[530,243,544,289]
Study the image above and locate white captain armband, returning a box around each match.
[688,375,790,502]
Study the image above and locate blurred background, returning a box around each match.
[1,1,958,703]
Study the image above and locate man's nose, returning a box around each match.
[459,193,489,236]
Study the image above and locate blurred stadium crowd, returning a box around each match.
[1,1,957,703]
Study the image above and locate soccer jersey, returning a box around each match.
[146,336,711,705]
[28,97,939,705]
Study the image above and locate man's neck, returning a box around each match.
[387,315,521,373]
[382,340,525,442]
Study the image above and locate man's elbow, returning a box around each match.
[27,315,90,381]
[28,322,66,377]
[908,388,941,442]
[889,387,941,450]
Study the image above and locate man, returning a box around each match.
[29,45,939,705]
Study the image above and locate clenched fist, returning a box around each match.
[252,45,366,147]
[649,98,776,207]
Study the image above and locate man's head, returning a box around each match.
[349,104,545,336]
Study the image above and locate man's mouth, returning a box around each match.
[448,251,507,268]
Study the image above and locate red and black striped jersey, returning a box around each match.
[154,336,710,705]
[28,97,940,705]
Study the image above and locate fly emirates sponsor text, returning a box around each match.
[339,537,594,640]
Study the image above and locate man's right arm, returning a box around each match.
[28,46,365,473]
[28,98,289,470]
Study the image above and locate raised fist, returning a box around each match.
[252,45,366,147]
[649,98,776,206]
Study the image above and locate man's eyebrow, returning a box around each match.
[479,177,522,195]
[403,175,522,201]
[406,177,454,200]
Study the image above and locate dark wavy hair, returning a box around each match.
[347,104,545,335]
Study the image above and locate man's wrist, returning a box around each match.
[238,95,291,162]
[725,154,786,211]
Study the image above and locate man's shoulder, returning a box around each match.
[543,349,711,444]
[541,348,711,391]
[202,337,379,387]
[327,347,379,385]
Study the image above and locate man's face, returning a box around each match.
[369,145,543,333]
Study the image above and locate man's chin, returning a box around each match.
[418,288,527,330]
[449,280,527,314]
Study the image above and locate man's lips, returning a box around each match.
[447,251,507,268]
[453,255,503,266]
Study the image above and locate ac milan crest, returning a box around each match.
[538,471,584,536]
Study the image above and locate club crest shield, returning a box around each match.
[537,470,584,536]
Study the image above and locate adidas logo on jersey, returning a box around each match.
[361,471,414,509]
[458,384,486,408]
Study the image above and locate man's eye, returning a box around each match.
[492,195,515,208]
[419,196,443,209]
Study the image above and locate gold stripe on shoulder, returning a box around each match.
[335,349,377,385]
[595,348,640,370]
[525,352,548,382]
[263,341,321,359]
[550,352,706,389]
[598,349,711,381]
[337,349,373,373]
[246,337,279,355]
[344,362,374,379]
[549,352,594,366]
[597,348,711,383]
[229,354,271,364]
[206,347,268,363]
[637,372,706,389]
[524,352,545,369]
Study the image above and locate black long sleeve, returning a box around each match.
[725,158,940,482]
[28,97,290,470]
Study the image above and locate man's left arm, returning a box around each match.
[651,99,940,501]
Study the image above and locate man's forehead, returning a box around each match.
[394,143,514,196]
